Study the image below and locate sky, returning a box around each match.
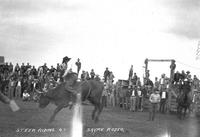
[0,0,200,81]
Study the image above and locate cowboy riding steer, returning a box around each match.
[37,72,104,123]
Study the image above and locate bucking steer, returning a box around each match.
[37,73,104,123]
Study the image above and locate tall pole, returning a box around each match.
[196,41,200,60]
[144,58,148,78]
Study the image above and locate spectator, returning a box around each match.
[31,66,37,78]
[159,87,168,113]
[110,84,116,107]
[128,65,133,80]
[102,84,108,107]
[75,58,81,75]
[49,66,54,73]
[159,74,167,91]
[154,77,159,89]
[104,67,110,82]
[136,77,141,88]
[56,72,61,84]
[26,63,31,69]
[20,63,26,76]
[144,77,154,96]
[131,73,137,86]
[4,62,9,75]
[8,77,15,99]
[148,88,160,121]
[52,69,58,81]
[94,75,101,81]
[146,70,150,78]
[136,87,143,111]
[14,63,19,74]
[9,62,13,73]
[85,71,90,80]
[21,77,28,98]
[56,63,62,73]
[90,69,95,79]
[37,66,44,78]
[186,71,190,79]
[180,70,186,81]
[130,87,137,112]
[22,90,30,101]
[173,71,181,84]
[42,63,48,75]
[108,71,114,83]
[15,77,22,99]
[192,75,199,90]
[81,70,85,81]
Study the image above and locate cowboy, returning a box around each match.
[62,56,78,106]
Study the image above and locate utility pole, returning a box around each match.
[196,41,200,60]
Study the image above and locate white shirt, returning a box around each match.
[17,81,21,86]
[160,78,165,84]
[137,90,142,96]
[161,92,166,99]
[149,93,160,103]
[131,90,135,96]
[23,93,30,98]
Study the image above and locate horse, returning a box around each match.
[176,80,192,119]
[37,72,104,123]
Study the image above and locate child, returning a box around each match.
[22,90,30,101]
[148,88,160,121]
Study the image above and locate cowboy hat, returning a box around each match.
[62,56,71,63]
[186,71,190,74]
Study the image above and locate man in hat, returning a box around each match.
[75,58,81,75]
[62,56,71,77]
[62,56,78,107]
[186,71,191,80]
[148,88,160,121]
[104,67,110,82]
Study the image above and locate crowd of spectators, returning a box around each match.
[1,60,200,117]
[101,64,200,120]
[0,59,104,101]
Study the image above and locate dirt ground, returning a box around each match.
[0,100,200,137]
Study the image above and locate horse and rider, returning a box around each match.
[176,78,193,119]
